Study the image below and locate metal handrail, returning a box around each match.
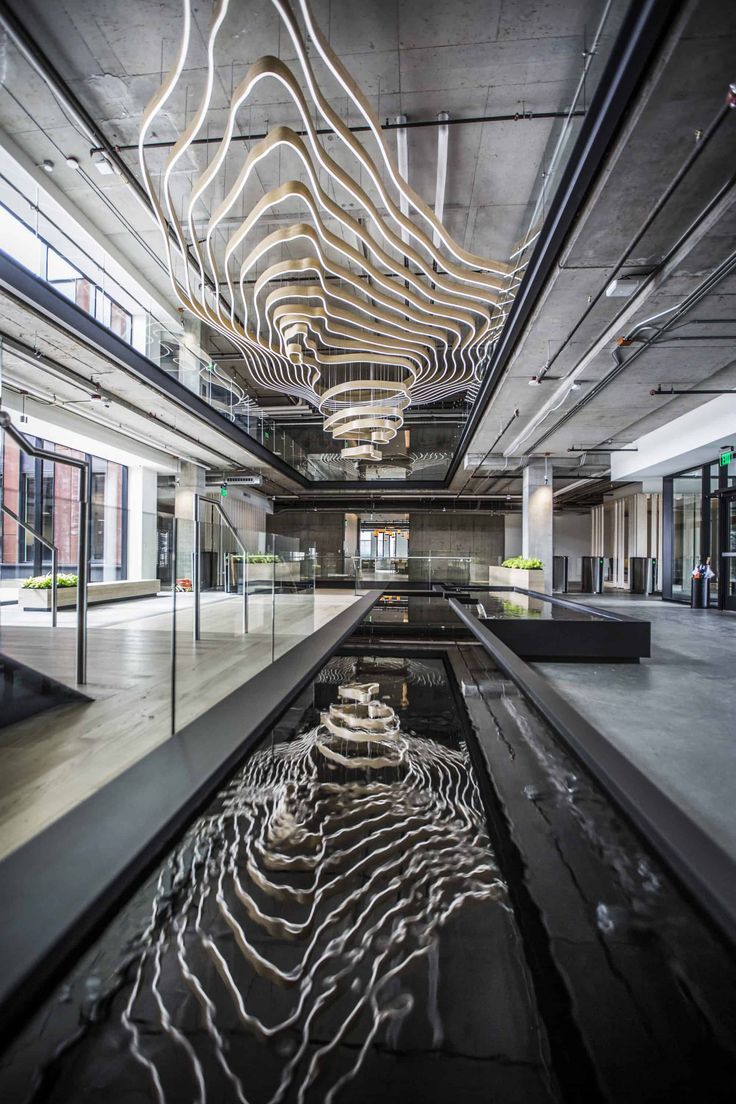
[193,493,248,640]
[0,412,90,683]
[0,504,59,627]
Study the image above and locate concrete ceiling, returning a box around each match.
[0,0,625,431]
[458,0,736,499]
[0,0,733,504]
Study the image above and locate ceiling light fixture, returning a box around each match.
[605,274,646,298]
[41,159,54,173]
[139,0,526,462]
[91,150,115,176]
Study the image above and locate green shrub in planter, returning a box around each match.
[500,557,543,570]
[21,572,79,589]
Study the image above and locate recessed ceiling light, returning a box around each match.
[605,274,646,297]
[91,150,115,175]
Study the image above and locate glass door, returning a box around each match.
[721,492,736,611]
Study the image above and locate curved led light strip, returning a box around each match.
[139,0,525,460]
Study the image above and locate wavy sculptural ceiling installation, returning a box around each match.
[140,0,522,460]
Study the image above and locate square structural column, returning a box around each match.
[522,460,553,592]
[175,461,206,581]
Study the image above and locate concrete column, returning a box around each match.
[127,467,158,581]
[102,462,120,581]
[591,505,605,555]
[613,498,626,588]
[629,493,649,557]
[522,461,553,591]
[175,461,205,580]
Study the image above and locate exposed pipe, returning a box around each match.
[444,0,688,485]
[505,86,736,454]
[454,408,521,499]
[0,2,231,309]
[119,109,586,154]
[508,173,736,455]
[651,385,736,395]
[527,243,736,452]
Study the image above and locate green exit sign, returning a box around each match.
[220,483,228,497]
[720,449,733,467]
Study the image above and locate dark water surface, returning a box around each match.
[2,648,735,1103]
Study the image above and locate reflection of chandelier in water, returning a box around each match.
[139,0,521,460]
[115,679,503,1100]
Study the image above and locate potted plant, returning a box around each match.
[488,557,545,591]
[21,572,79,610]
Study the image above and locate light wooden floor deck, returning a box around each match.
[0,590,360,860]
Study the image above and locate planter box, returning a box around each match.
[488,566,546,592]
[22,579,160,610]
[275,562,302,582]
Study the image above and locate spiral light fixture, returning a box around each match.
[140,0,523,460]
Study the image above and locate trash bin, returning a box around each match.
[581,555,604,593]
[691,575,710,607]
[552,555,569,593]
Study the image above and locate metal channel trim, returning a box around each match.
[448,597,736,945]
[0,588,381,1044]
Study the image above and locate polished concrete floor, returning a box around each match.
[533,595,736,858]
[0,589,361,859]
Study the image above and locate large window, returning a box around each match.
[0,435,127,582]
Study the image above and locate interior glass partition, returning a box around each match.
[670,468,702,602]
[354,555,475,589]
[171,509,317,732]
[272,533,316,661]
[663,459,731,606]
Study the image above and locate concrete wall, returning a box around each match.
[218,489,271,552]
[408,512,504,578]
[554,511,590,583]
[504,514,522,559]
[268,510,345,569]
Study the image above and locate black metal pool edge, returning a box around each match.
[0,590,382,1046]
[448,598,736,946]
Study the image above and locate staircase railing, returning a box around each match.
[0,504,59,627]
[0,411,90,683]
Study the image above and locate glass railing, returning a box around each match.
[352,554,485,589]
[0,477,318,743]
[170,513,317,731]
